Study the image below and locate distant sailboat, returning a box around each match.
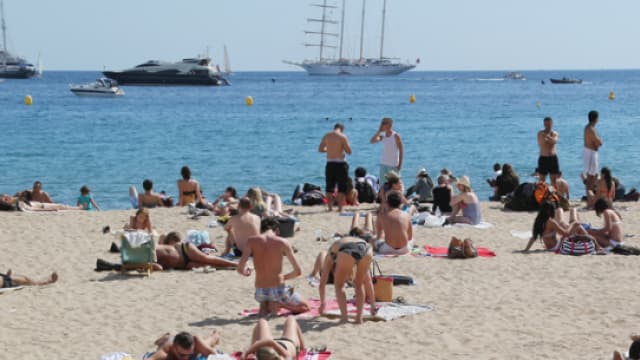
[223,45,232,76]
[0,0,37,79]
[285,0,416,76]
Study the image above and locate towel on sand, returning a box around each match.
[323,302,433,322]
[424,245,496,257]
[447,221,494,229]
[239,298,324,319]
[0,286,24,294]
[510,230,532,240]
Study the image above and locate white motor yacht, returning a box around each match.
[70,78,124,97]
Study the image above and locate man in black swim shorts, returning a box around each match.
[537,117,561,188]
[318,123,352,212]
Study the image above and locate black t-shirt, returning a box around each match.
[432,187,452,213]
[495,174,519,196]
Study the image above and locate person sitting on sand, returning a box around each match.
[375,191,413,255]
[318,236,376,324]
[554,171,570,200]
[77,185,101,211]
[30,181,53,203]
[445,176,481,225]
[137,179,165,208]
[523,201,599,252]
[146,330,221,360]
[223,197,260,257]
[156,232,238,270]
[405,168,434,203]
[613,334,640,360]
[247,187,268,217]
[1,269,58,288]
[490,164,519,201]
[177,166,202,206]
[242,316,305,360]
[237,217,307,317]
[124,208,153,233]
[378,171,415,215]
[588,198,624,249]
[210,186,239,216]
[432,175,453,214]
[586,167,616,209]
[0,194,81,212]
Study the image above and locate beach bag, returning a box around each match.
[504,182,538,211]
[534,182,550,205]
[559,235,596,256]
[371,260,393,301]
[300,192,325,206]
[355,179,376,203]
[277,217,296,238]
[303,183,322,192]
[388,274,415,286]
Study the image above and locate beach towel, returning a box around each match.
[448,221,494,229]
[510,230,532,240]
[323,302,433,322]
[99,352,133,360]
[339,212,370,217]
[0,286,24,294]
[424,245,496,257]
[229,350,332,360]
[239,298,325,319]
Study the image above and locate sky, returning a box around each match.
[3,0,640,71]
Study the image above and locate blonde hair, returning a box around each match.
[247,187,265,208]
[256,347,283,360]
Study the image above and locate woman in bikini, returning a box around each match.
[0,194,81,212]
[124,208,153,233]
[319,236,376,324]
[156,232,238,270]
[588,198,624,248]
[523,201,597,252]
[587,167,615,209]
[242,316,304,360]
[177,166,202,206]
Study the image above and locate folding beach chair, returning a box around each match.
[119,231,156,276]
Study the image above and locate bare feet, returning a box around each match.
[354,316,364,324]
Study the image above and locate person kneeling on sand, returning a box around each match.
[375,191,414,255]
[1,269,58,288]
[242,316,304,360]
[237,217,308,317]
[146,330,220,360]
[318,236,376,324]
[223,197,260,257]
[156,232,238,270]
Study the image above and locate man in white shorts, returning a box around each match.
[583,110,603,196]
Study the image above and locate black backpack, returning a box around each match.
[355,180,375,203]
[504,182,539,211]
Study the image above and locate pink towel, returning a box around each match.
[231,350,332,359]
[239,298,369,319]
[424,245,496,257]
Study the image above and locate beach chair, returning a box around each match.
[119,231,156,276]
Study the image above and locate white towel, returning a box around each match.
[122,231,154,248]
[510,230,532,239]
[451,221,494,229]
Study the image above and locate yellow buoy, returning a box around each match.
[245,96,254,106]
[24,95,33,106]
[608,91,615,101]
[409,94,416,104]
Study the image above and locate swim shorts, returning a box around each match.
[254,286,288,303]
[583,147,599,176]
[325,161,349,193]
[537,155,560,175]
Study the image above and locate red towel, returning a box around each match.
[424,245,496,257]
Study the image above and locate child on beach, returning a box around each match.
[77,185,101,211]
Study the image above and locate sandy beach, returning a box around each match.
[0,202,638,359]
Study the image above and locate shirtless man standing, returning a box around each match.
[537,117,560,188]
[237,217,306,317]
[375,191,413,255]
[31,181,53,203]
[584,110,603,195]
[223,197,260,257]
[156,232,238,270]
[318,123,352,212]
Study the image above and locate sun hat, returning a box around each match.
[384,170,400,182]
[457,176,472,191]
[417,168,428,177]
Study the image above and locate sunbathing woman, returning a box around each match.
[588,198,624,248]
[124,208,153,233]
[177,166,202,206]
[586,167,615,209]
[242,316,304,360]
[0,194,81,212]
[319,236,376,324]
[156,232,238,270]
[523,201,599,252]
[2,269,58,288]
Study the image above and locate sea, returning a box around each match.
[1,70,640,209]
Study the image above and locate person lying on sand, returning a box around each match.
[318,236,376,324]
[1,269,58,288]
[0,194,81,212]
[156,232,238,270]
[242,316,304,360]
[146,330,220,360]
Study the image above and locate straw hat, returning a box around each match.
[417,168,428,177]
[384,170,400,181]
[457,175,472,191]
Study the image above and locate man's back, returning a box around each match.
[322,131,350,160]
[247,234,287,288]
[227,212,260,250]
[381,208,410,249]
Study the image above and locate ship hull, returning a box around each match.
[0,66,37,79]
[300,62,415,76]
[102,71,229,86]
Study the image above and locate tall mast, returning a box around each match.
[359,0,366,61]
[305,1,338,61]
[338,0,345,60]
[379,0,386,59]
[318,0,328,60]
[1,0,7,53]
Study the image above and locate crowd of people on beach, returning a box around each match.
[2,112,638,359]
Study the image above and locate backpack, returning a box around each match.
[355,179,376,203]
[533,182,550,205]
[300,191,325,206]
[504,183,538,211]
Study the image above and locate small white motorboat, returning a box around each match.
[70,78,124,96]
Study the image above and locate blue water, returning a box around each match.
[1,70,639,209]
